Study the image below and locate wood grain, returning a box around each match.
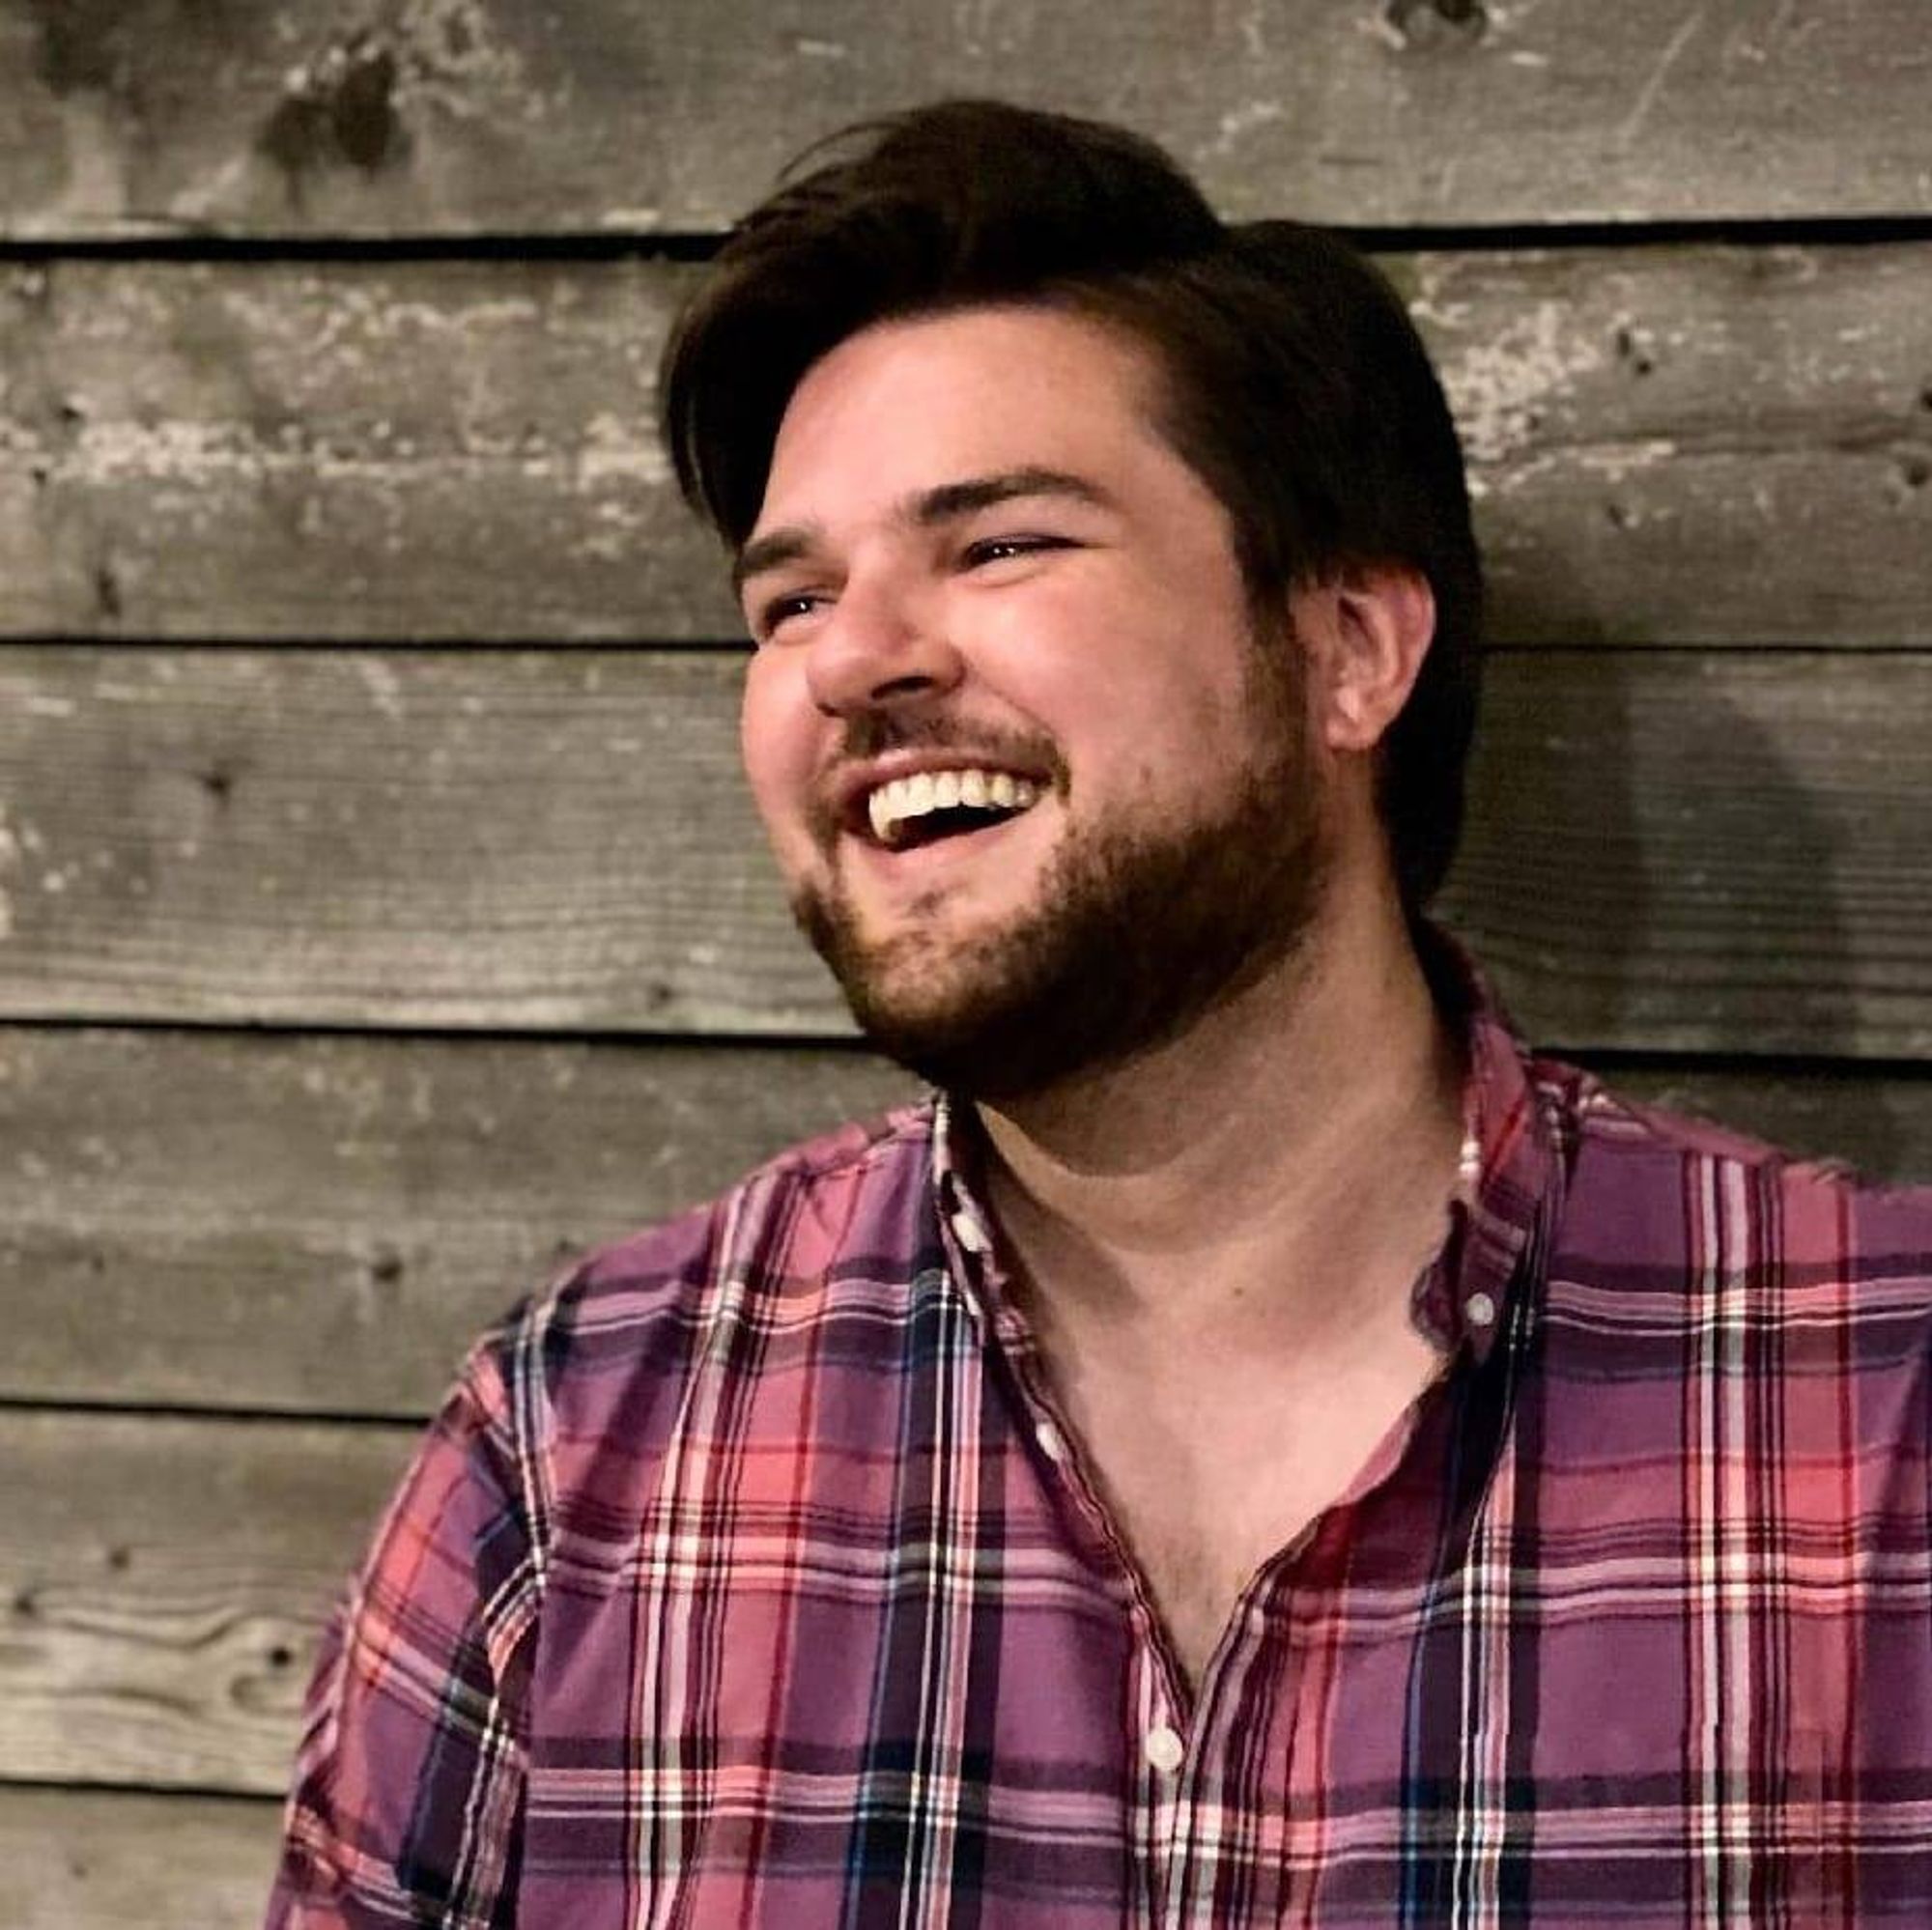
[2,0,1927,238]
[1,1027,911,1416]
[3,246,1929,643]
[3,1025,1928,1421]
[1442,651,1932,1058]
[0,256,739,642]
[0,1408,412,1793]
[0,1787,279,1930]
[6,645,1932,1053]
[1609,1064,1932,1183]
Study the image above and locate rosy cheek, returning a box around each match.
[739,661,821,845]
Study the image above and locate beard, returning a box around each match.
[792,636,1331,1101]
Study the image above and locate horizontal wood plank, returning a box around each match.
[0,1408,412,1793]
[1445,651,1932,1058]
[2,1026,1928,1420]
[3,246,1930,643]
[6,646,1932,1054]
[2,1,1927,238]
[1609,1065,1932,1182]
[1,1029,911,1415]
[0,257,739,642]
[0,1787,278,1930]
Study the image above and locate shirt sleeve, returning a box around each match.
[265,1334,541,1929]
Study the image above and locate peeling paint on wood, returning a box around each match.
[3,246,1930,643]
[2,0,1929,236]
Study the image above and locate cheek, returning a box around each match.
[738,658,818,849]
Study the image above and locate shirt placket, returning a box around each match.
[940,1174,1197,1923]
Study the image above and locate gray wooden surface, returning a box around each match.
[0,1407,412,1793]
[5,648,1932,1051]
[1,1788,279,1930]
[3,247,1928,644]
[1,1029,911,1414]
[2,0,1927,237]
[4,0,1930,1910]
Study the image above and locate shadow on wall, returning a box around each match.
[1442,652,1912,1181]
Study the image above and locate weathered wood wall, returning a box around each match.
[4,3,1929,1917]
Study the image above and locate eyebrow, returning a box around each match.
[730,467,1114,600]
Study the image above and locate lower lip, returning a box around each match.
[847,806,1042,883]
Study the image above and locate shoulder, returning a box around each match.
[1534,1055,1932,1289]
[468,1095,941,1458]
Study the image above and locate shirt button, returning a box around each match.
[1143,1723,1185,1774]
[1035,1420,1067,1465]
[1465,1291,1496,1330]
[949,1208,990,1256]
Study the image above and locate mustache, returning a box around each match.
[836,710,1059,768]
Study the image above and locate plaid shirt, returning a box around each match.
[270,990,1932,1926]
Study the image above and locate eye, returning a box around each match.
[752,590,826,643]
[960,534,1076,570]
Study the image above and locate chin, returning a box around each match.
[791,692,1333,1101]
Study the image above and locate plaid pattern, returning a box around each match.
[270,993,1932,1925]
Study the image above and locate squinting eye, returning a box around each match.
[962,535,1073,568]
[755,592,823,640]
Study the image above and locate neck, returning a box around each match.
[975,871,1465,1348]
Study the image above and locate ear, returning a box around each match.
[1300,564,1437,754]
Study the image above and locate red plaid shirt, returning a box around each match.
[270,990,1932,1925]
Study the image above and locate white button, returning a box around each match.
[1034,1420,1066,1465]
[1465,1291,1496,1330]
[950,1209,990,1256]
[1142,1723,1185,1774]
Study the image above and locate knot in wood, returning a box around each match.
[259,31,407,182]
[1384,0,1490,48]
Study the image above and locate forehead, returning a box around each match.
[754,305,1171,533]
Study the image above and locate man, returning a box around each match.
[270,102,1932,1924]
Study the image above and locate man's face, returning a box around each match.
[736,305,1334,1097]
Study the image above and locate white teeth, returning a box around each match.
[862,765,1044,846]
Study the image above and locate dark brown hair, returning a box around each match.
[660,99,1483,912]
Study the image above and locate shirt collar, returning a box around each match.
[1410,927,1563,1364]
[929,926,1565,1369]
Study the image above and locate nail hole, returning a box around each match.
[1614,328,1655,377]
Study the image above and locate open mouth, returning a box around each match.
[863,767,1044,851]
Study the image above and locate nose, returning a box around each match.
[803,573,965,718]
